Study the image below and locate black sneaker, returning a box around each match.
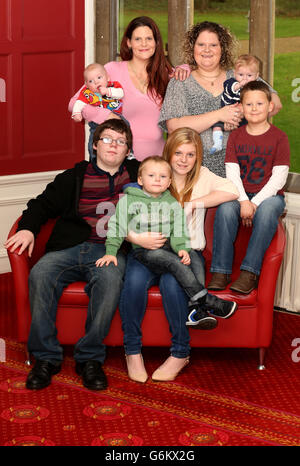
[204,293,237,319]
[186,305,218,330]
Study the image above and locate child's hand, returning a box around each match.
[240,200,256,227]
[178,250,191,265]
[234,79,248,90]
[99,86,109,96]
[72,113,82,122]
[95,255,118,267]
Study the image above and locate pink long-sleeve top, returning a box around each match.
[68,61,165,161]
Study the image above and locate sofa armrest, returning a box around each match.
[258,220,286,300]
[256,221,286,341]
[7,218,32,340]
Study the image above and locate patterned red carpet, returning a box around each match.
[1,311,300,447]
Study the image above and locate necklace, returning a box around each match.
[128,62,148,93]
[196,70,223,86]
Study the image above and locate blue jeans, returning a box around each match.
[210,194,285,276]
[88,122,98,160]
[28,242,126,364]
[132,246,207,300]
[119,250,205,358]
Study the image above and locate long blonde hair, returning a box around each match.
[162,128,203,206]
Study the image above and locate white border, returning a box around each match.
[84,0,96,160]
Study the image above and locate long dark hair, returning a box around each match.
[120,16,173,103]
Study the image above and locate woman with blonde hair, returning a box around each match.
[119,127,239,383]
[163,127,239,271]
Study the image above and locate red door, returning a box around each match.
[0,0,85,175]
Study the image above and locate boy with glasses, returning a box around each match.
[5,119,138,391]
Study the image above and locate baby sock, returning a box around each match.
[210,130,223,154]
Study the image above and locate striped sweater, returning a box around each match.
[78,160,131,243]
[18,159,139,252]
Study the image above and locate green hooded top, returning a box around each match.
[105,187,191,256]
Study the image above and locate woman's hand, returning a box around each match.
[219,103,242,127]
[127,231,167,250]
[224,103,244,131]
[72,113,82,122]
[172,65,191,81]
[269,93,282,117]
[224,122,237,131]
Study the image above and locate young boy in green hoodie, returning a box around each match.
[97,156,237,329]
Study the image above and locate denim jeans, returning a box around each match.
[210,194,285,276]
[28,242,126,364]
[132,245,207,300]
[118,249,205,358]
[88,122,98,160]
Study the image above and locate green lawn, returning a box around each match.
[273,53,300,173]
[121,12,300,42]
[193,14,300,40]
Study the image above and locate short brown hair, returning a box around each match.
[138,156,172,178]
[240,80,272,103]
[93,119,133,151]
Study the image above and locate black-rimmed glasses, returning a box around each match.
[99,137,127,146]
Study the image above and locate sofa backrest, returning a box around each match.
[11,207,252,270]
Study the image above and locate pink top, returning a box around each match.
[69,61,165,161]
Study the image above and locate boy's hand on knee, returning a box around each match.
[95,255,118,267]
[178,250,191,265]
[240,200,256,227]
[4,230,35,257]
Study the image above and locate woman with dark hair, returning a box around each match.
[69,16,187,161]
[119,16,172,105]
[159,21,282,177]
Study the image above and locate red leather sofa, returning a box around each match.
[7,208,286,368]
